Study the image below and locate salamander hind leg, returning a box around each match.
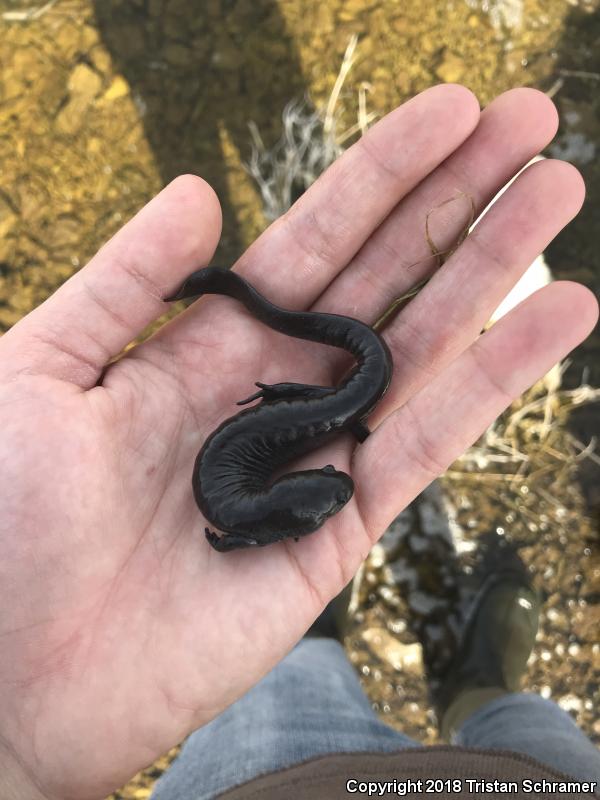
[349,419,371,442]
[237,382,332,406]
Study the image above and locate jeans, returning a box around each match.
[151,638,600,799]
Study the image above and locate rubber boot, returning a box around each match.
[435,569,540,741]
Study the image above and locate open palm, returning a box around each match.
[0,85,596,800]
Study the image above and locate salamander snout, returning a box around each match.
[335,482,353,507]
[314,469,354,516]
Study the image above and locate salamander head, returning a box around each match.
[198,467,354,548]
[264,467,355,537]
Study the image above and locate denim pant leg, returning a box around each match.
[150,638,416,800]
[454,692,600,782]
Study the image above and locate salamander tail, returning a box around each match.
[164,266,228,302]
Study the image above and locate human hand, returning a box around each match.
[0,84,596,799]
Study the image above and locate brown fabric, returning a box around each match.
[217,747,600,799]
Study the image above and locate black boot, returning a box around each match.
[434,547,540,741]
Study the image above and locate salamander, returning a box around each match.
[165,266,393,551]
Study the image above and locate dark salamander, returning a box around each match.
[166,267,393,552]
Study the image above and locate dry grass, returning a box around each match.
[447,363,600,494]
[244,35,378,221]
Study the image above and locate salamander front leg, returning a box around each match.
[237,382,332,406]
[205,528,259,551]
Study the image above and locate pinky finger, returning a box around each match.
[354,281,598,541]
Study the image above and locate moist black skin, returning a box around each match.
[165,267,393,552]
